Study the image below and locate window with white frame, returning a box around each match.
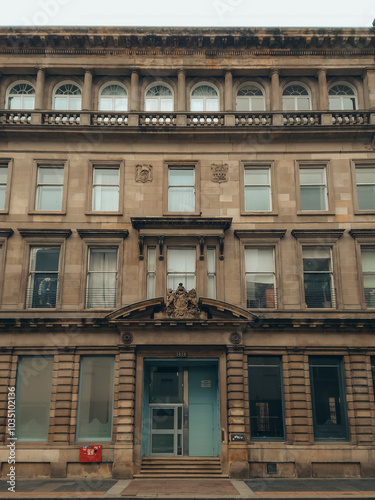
[168,167,195,212]
[147,246,156,299]
[236,84,265,112]
[27,247,60,309]
[303,247,335,308]
[35,165,64,211]
[299,166,327,211]
[329,83,357,111]
[15,356,54,441]
[245,247,276,308]
[190,84,219,112]
[76,356,115,441]
[167,248,196,292]
[7,82,35,110]
[355,166,375,211]
[0,163,9,211]
[360,247,375,307]
[145,84,173,111]
[99,84,128,111]
[53,83,82,110]
[282,83,311,111]
[207,247,216,299]
[92,166,120,212]
[86,248,118,308]
[244,167,272,211]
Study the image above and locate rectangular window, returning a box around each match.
[0,163,8,210]
[244,167,271,211]
[168,167,195,212]
[309,357,349,441]
[15,356,54,441]
[76,356,115,441]
[92,167,119,211]
[147,246,156,299]
[303,247,335,308]
[27,247,60,308]
[86,248,118,308]
[245,247,276,308]
[167,248,196,291]
[248,356,285,440]
[207,247,216,299]
[300,167,327,211]
[35,166,64,211]
[361,247,375,307]
[356,166,375,211]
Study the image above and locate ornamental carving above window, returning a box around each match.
[136,164,153,183]
[211,163,228,183]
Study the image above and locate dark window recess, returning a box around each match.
[371,357,375,399]
[267,463,277,474]
[309,357,349,441]
[27,247,60,308]
[149,366,183,403]
[248,356,285,440]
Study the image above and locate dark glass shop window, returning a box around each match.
[248,356,285,439]
[309,357,349,441]
[149,366,183,404]
[371,357,375,398]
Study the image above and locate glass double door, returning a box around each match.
[144,361,219,457]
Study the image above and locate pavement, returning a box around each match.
[1,478,375,499]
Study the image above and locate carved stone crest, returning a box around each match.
[136,164,153,183]
[164,283,205,319]
[211,163,228,183]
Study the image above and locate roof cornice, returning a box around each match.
[1,27,375,54]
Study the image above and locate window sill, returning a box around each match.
[28,210,66,215]
[354,210,375,215]
[163,211,202,217]
[297,211,335,216]
[85,211,123,216]
[241,211,278,216]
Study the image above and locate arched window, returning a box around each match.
[145,84,173,111]
[236,83,265,112]
[53,83,82,111]
[329,83,357,111]
[99,84,128,111]
[282,83,311,111]
[7,82,35,110]
[190,84,219,112]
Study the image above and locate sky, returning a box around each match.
[2,0,375,28]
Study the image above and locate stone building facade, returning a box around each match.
[0,26,375,479]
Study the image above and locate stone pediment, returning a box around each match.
[105,286,257,324]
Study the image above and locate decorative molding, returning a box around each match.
[136,164,153,183]
[77,229,129,239]
[138,234,144,260]
[291,229,344,241]
[211,163,228,183]
[131,217,232,231]
[0,229,14,239]
[121,331,134,349]
[18,228,72,239]
[349,229,375,240]
[235,229,287,240]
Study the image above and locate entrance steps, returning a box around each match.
[136,457,227,478]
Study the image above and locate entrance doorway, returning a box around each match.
[142,360,220,457]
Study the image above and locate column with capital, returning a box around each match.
[317,69,332,125]
[270,69,282,126]
[176,69,187,126]
[128,70,139,126]
[35,68,45,110]
[270,68,280,111]
[80,69,93,125]
[224,71,235,126]
[31,67,45,125]
[317,69,329,110]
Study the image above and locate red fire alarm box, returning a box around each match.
[79,445,102,462]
